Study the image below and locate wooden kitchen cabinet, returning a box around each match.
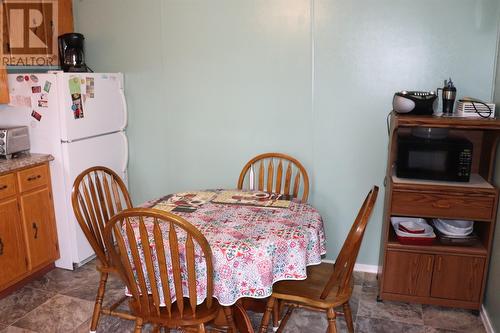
[20,188,58,269]
[58,0,74,35]
[383,251,433,297]
[0,69,9,104]
[0,199,28,287]
[0,0,74,105]
[378,114,500,310]
[431,255,485,302]
[384,250,485,303]
[0,160,59,295]
[0,0,74,59]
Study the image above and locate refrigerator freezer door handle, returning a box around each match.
[119,88,128,130]
[60,130,121,143]
[121,131,129,181]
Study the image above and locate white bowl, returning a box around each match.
[434,219,473,235]
[433,219,473,237]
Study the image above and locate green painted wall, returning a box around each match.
[73,0,500,265]
[485,25,500,332]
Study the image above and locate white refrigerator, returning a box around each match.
[0,71,128,269]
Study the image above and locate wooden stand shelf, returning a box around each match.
[387,232,488,256]
[378,113,500,310]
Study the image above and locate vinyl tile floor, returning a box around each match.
[0,261,486,333]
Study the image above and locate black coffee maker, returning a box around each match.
[58,33,88,72]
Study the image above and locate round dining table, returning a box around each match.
[138,189,326,308]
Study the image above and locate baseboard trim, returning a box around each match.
[321,259,379,274]
[354,263,379,274]
[481,305,495,333]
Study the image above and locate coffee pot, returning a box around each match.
[58,33,88,72]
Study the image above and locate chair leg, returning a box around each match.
[90,271,108,332]
[259,296,276,333]
[198,323,206,333]
[134,318,143,333]
[343,303,354,333]
[272,300,280,328]
[326,308,337,333]
[278,300,285,317]
[276,306,294,333]
[222,306,237,333]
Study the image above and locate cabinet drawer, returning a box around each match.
[0,173,16,200]
[392,190,495,220]
[17,164,49,193]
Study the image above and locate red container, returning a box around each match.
[396,234,435,246]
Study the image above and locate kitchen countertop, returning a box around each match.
[0,153,54,175]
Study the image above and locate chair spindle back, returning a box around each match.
[238,152,310,202]
[72,166,132,265]
[104,208,215,320]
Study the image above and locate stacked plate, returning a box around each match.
[433,219,473,237]
[432,219,478,246]
[391,217,436,245]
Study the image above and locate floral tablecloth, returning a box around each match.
[136,190,326,306]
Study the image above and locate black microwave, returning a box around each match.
[396,134,473,182]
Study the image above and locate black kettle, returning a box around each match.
[58,33,88,72]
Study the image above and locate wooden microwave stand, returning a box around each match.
[378,113,500,310]
[0,155,59,297]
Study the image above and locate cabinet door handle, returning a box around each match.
[0,184,7,190]
[0,238,3,255]
[27,175,41,181]
[32,222,38,239]
[432,202,451,209]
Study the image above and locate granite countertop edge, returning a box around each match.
[0,153,54,175]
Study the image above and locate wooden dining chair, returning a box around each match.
[72,166,134,332]
[259,186,379,333]
[237,152,310,202]
[232,303,255,333]
[103,208,239,333]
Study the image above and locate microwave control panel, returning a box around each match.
[458,149,472,178]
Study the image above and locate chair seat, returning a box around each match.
[131,297,221,327]
[272,262,352,309]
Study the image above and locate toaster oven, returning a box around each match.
[0,126,30,159]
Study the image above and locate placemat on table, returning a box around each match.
[211,190,291,208]
[153,191,216,213]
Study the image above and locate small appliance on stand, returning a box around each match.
[392,91,437,115]
[58,33,89,72]
[437,78,457,115]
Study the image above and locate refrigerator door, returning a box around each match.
[0,73,75,269]
[0,74,62,151]
[61,131,128,265]
[56,72,127,142]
